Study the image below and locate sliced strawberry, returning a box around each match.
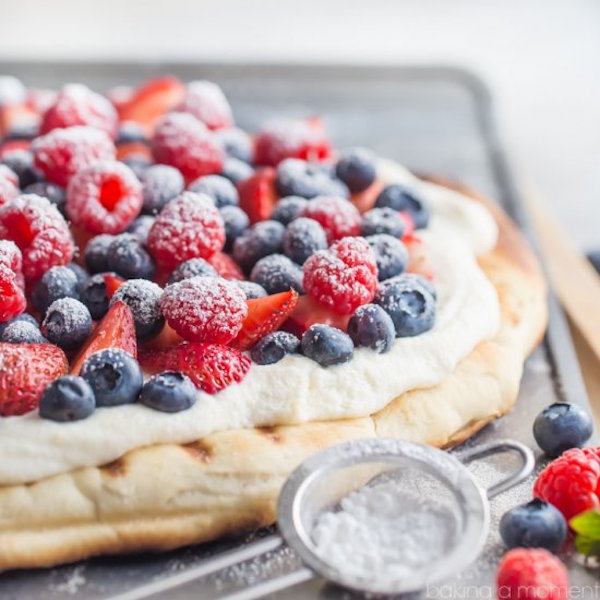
[400,211,415,238]
[116,142,152,162]
[0,103,41,139]
[103,273,125,299]
[0,343,68,416]
[350,180,384,214]
[140,322,183,351]
[207,251,245,280]
[70,300,136,375]
[139,342,251,394]
[231,289,298,351]
[404,235,435,280]
[117,76,185,132]
[237,167,278,224]
[282,294,351,338]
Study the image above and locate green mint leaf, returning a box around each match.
[570,510,600,540]
[575,534,600,558]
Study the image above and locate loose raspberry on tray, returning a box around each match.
[0,194,74,283]
[177,80,234,131]
[40,84,118,139]
[147,191,225,270]
[533,446,600,521]
[32,125,116,187]
[303,237,378,315]
[151,112,224,183]
[160,276,248,344]
[301,195,361,243]
[66,160,143,234]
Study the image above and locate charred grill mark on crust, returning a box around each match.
[256,426,283,443]
[182,440,214,462]
[103,458,126,477]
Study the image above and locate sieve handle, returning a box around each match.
[458,439,535,499]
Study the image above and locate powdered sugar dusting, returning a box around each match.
[160,276,247,344]
[179,80,234,130]
[301,195,361,242]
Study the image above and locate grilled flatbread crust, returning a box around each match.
[0,184,547,570]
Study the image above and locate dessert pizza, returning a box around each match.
[0,75,547,570]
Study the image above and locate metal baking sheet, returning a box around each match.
[0,63,596,599]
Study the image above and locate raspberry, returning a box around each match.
[32,126,115,187]
[40,84,118,138]
[0,165,19,206]
[301,196,361,243]
[151,112,224,183]
[160,276,247,344]
[254,118,331,167]
[0,241,26,322]
[533,446,600,521]
[147,192,225,270]
[0,194,74,283]
[177,81,233,130]
[66,160,143,234]
[496,548,568,600]
[303,237,378,315]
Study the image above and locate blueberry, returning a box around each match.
[283,217,327,265]
[116,121,149,145]
[275,159,349,199]
[400,273,437,300]
[3,121,39,141]
[122,154,151,180]
[301,324,354,367]
[361,207,405,238]
[374,275,436,337]
[39,375,96,422]
[42,298,93,351]
[220,205,250,251]
[271,196,309,225]
[66,262,89,292]
[1,150,44,188]
[127,215,155,243]
[138,372,197,413]
[80,273,112,320]
[233,220,285,273]
[111,279,164,341]
[31,265,80,314]
[335,147,376,193]
[188,174,239,208]
[80,348,143,407]
[168,258,218,285]
[107,233,156,280]
[366,234,409,281]
[0,321,47,343]
[533,402,594,457]
[23,182,66,216]
[236,281,267,299]
[251,331,300,365]
[141,165,184,215]
[250,254,304,295]
[85,234,115,274]
[214,127,253,163]
[221,157,254,185]
[0,312,38,337]
[375,184,430,229]
[499,499,567,552]
[347,304,395,353]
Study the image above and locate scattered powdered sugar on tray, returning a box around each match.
[311,474,459,583]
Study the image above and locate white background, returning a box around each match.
[2,0,599,249]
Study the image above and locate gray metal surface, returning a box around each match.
[0,63,596,599]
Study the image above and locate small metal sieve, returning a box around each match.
[111,438,533,600]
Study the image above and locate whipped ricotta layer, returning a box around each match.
[0,162,500,485]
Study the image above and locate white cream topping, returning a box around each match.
[0,162,500,485]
